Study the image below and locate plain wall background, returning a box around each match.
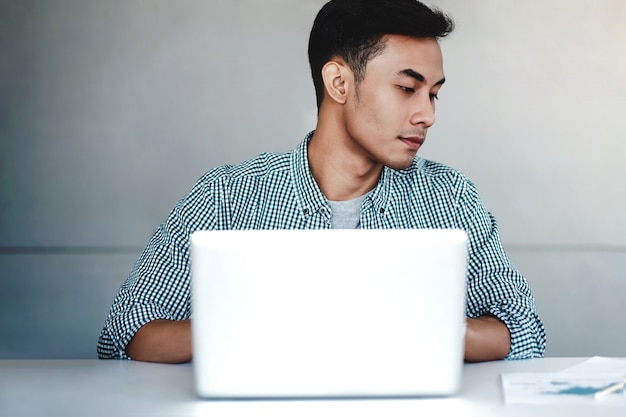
[1,0,625,358]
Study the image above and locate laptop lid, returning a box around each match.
[191,229,468,399]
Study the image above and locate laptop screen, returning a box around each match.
[191,229,468,398]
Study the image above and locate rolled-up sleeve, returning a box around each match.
[97,180,212,359]
[459,181,546,359]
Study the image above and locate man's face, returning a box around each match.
[343,35,445,170]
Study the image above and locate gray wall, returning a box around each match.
[1,0,624,358]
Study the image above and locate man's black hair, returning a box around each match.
[308,0,455,110]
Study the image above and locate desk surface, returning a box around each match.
[1,358,624,417]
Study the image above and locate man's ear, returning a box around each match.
[321,60,350,105]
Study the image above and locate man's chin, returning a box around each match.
[390,147,421,169]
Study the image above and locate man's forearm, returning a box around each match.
[125,319,192,363]
[464,315,511,362]
[124,316,509,364]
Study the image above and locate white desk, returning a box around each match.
[0,358,624,416]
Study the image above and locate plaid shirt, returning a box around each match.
[98,132,546,360]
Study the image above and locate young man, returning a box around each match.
[98,0,546,363]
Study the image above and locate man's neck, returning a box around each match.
[307,124,383,202]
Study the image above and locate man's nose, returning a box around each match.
[409,94,436,128]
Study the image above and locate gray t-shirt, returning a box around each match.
[328,194,368,229]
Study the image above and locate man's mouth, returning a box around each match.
[399,136,425,151]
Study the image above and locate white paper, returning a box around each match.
[501,357,626,405]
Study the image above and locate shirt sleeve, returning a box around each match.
[97,179,215,359]
[458,180,546,359]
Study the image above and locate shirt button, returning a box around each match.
[379,207,385,214]
[320,207,327,214]
[303,208,309,215]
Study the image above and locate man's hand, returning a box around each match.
[125,319,192,363]
[464,315,511,362]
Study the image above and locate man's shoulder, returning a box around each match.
[387,157,481,202]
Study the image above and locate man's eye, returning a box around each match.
[430,93,439,101]
[398,86,415,93]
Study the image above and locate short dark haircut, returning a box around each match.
[308,0,455,110]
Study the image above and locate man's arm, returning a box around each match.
[122,316,509,364]
[452,174,545,359]
[464,315,511,362]
[125,319,192,363]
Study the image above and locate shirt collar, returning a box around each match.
[290,131,328,217]
[368,165,393,213]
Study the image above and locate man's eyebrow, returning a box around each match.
[398,68,446,86]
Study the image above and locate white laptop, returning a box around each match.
[191,228,468,399]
